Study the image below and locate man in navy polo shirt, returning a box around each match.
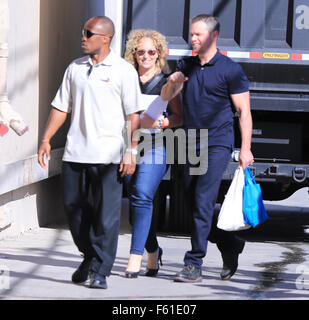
[162,14,254,282]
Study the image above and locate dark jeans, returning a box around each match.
[183,146,242,268]
[62,161,122,277]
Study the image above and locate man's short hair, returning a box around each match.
[191,14,220,34]
[92,16,115,39]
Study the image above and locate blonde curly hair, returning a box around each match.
[124,29,168,74]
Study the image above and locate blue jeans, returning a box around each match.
[125,137,167,255]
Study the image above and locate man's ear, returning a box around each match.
[103,35,111,45]
[212,30,219,41]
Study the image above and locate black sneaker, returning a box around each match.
[71,258,91,284]
[174,265,202,283]
[220,239,245,280]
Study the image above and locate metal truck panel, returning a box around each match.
[123,0,309,64]
[122,0,309,225]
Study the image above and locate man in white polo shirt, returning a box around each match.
[38,16,143,289]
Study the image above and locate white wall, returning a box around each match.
[105,0,124,55]
[0,0,127,239]
[1,0,40,165]
[0,0,92,238]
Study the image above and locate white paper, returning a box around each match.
[140,94,168,120]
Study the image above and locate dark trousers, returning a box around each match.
[183,146,242,268]
[62,162,122,277]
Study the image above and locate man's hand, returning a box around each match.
[238,148,254,169]
[231,91,254,169]
[168,71,188,85]
[161,71,188,101]
[120,112,140,177]
[38,140,51,169]
[37,108,68,169]
[119,151,137,177]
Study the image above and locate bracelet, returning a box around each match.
[41,139,50,143]
[157,119,165,130]
[161,118,165,129]
[126,148,138,155]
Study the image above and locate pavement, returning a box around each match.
[0,188,309,302]
[0,223,309,301]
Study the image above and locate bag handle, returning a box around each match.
[245,167,256,185]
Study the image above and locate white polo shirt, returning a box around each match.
[51,50,143,164]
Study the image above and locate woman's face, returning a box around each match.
[135,37,158,72]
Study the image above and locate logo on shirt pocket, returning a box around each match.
[100,77,112,84]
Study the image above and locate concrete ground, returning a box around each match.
[0,188,309,303]
[0,225,308,301]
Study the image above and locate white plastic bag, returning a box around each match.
[217,167,251,231]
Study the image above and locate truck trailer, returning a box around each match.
[123,0,309,232]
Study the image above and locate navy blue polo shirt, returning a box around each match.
[176,50,249,148]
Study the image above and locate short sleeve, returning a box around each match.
[121,64,143,115]
[51,65,73,113]
[227,62,249,94]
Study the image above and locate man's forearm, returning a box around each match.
[239,114,252,151]
[126,112,140,150]
[238,104,252,152]
[161,81,183,101]
[41,107,68,142]
[161,71,187,101]
[38,107,67,168]
[231,91,252,151]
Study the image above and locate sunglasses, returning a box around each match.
[135,49,157,56]
[82,29,109,39]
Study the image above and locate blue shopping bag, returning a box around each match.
[243,167,268,227]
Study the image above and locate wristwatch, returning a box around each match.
[126,148,138,155]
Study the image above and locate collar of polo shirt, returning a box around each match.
[194,49,221,66]
[82,49,115,67]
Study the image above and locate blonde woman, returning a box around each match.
[124,29,182,278]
